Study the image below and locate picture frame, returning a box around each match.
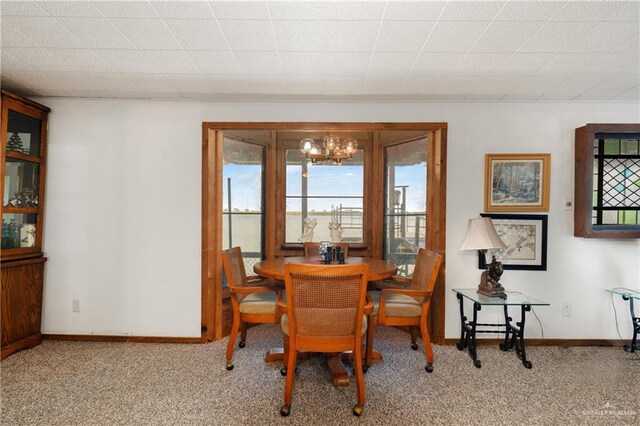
[484,153,550,212]
[478,213,548,271]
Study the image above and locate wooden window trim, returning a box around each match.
[575,123,640,238]
[202,122,447,343]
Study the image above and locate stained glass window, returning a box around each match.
[592,135,640,226]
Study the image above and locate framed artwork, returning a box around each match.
[478,213,548,271]
[484,153,550,212]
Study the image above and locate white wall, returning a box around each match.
[39,98,640,339]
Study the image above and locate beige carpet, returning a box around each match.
[1,325,638,425]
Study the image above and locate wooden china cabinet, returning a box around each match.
[1,90,50,359]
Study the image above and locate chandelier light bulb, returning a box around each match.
[299,138,315,154]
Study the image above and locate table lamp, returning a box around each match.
[460,217,508,299]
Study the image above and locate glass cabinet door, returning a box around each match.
[1,96,48,256]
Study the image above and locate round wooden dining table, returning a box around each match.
[253,256,397,387]
[254,256,397,282]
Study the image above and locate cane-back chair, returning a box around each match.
[280,263,369,417]
[222,247,281,371]
[365,248,442,372]
[303,242,349,257]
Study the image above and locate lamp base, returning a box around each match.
[477,271,507,299]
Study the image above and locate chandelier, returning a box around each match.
[299,134,358,164]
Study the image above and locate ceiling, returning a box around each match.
[1,0,639,103]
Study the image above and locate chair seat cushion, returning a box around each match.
[370,291,422,317]
[239,291,277,315]
[280,314,367,336]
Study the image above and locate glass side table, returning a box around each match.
[606,289,640,353]
[452,288,550,369]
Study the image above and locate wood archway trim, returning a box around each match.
[202,122,447,343]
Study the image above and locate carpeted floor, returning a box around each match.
[1,325,638,425]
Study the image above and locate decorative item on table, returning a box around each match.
[19,224,36,248]
[298,217,317,242]
[460,217,508,299]
[299,134,358,165]
[328,205,343,243]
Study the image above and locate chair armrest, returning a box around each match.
[276,289,288,313]
[377,275,411,289]
[363,293,374,315]
[231,286,275,295]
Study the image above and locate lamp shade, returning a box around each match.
[459,217,507,251]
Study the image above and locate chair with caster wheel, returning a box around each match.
[222,247,282,371]
[279,263,369,417]
[365,248,442,373]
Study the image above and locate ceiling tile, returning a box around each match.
[162,74,214,94]
[374,21,435,52]
[2,47,76,72]
[285,75,364,95]
[610,85,639,101]
[234,51,282,75]
[140,50,200,74]
[471,76,527,96]
[164,19,229,51]
[536,52,603,75]
[218,20,277,51]
[48,48,116,72]
[539,75,610,100]
[502,75,568,100]
[245,75,287,94]
[1,51,35,72]
[280,52,371,75]
[612,35,639,53]
[403,75,449,94]
[36,1,103,17]
[566,21,640,53]
[581,52,639,76]
[72,90,152,99]
[383,1,446,21]
[368,52,418,75]
[551,1,627,21]
[188,51,241,74]
[574,76,640,100]
[1,21,41,47]
[109,18,182,50]
[451,53,512,75]
[361,78,406,94]
[121,73,173,92]
[438,1,506,21]
[150,1,215,19]
[518,21,595,52]
[493,53,557,76]
[410,52,466,75]
[606,1,640,21]
[56,17,135,49]
[210,1,270,19]
[421,21,488,52]
[93,1,159,18]
[471,21,544,53]
[203,74,250,94]
[273,20,379,52]
[3,16,85,48]
[5,70,67,91]
[34,88,78,97]
[494,1,566,21]
[0,1,48,16]
[95,49,158,74]
[435,76,486,94]
[268,1,385,20]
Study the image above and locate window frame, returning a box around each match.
[575,123,640,238]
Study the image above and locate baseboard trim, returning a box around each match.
[44,334,203,344]
[442,338,627,347]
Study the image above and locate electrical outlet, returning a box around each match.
[73,299,80,312]
[562,303,571,317]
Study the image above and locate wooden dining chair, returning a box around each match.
[303,242,349,257]
[279,263,369,417]
[365,248,442,373]
[221,247,281,371]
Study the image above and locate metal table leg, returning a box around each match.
[500,304,533,368]
[455,292,482,368]
[622,295,640,353]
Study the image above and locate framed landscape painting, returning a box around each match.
[484,153,550,212]
[478,213,548,271]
